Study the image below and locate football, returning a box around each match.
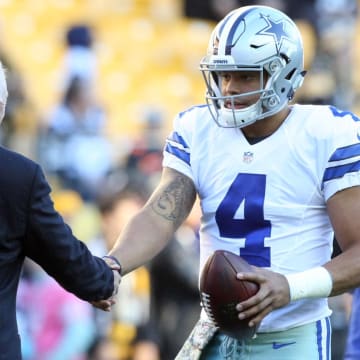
[200,250,259,340]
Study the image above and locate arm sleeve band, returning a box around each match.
[285,266,333,301]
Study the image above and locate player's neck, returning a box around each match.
[241,106,291,140]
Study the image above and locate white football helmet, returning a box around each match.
[200,6,306,128]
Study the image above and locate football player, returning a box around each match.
[106,5,360,359]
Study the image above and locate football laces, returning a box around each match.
[200,292,218,325]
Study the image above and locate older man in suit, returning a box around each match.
[0,61,120,360]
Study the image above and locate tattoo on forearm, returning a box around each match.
[151,175,195,228]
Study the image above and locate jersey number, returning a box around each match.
[215,173,271,267]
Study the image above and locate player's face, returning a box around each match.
[218,70,264,109]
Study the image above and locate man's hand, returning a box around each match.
[235,267,291,328]
[91,256,122,311]
[102,255,122,293]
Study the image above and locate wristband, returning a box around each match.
[285,266,333,301]
[102,255,122,275]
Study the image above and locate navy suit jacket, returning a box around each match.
[0,146,114,359]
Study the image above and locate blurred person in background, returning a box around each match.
[90,173,160,360]
[17,189,101,360]
[124,109,201,358]
[62,24,98,89]
[124,107,166,192]
[313,0,358,109]
[0,60,120,360]
[149,199,201,359]
[17,259,96,360]
[313,1,359,357]
[37,75,112,201]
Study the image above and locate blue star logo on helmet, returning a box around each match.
[256,15,291,52]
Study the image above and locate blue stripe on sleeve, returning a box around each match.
[164,143,190,165]
[329,143,360,161]
[329,106,360,122]
[323,159,360,182]
[168,131,188,148]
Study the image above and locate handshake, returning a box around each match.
[91,255,122,311]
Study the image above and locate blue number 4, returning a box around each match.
[215,173,272,267]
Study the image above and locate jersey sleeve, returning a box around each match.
[322,107,360,201]
[162,111,194,181]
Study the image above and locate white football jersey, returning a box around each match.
[163,103,360,332]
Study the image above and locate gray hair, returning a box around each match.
[0,62,8,122]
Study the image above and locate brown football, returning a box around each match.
[200,250,259,340]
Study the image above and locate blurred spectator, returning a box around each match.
[123,122,200,359]
[284,0,317,28]
[149,199,201,359]
[313,0,358,109]
[62,24,97,89]
[16,188,105,360]
[38,76,112,201]
[17,259,96,360]
[90,176,160,360]
[125,108,165,192]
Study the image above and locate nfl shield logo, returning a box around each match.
[243,151,254,163]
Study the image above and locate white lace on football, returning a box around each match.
[200,292,217,325]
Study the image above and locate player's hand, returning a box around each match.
[90,257,122,311]
[235,267,291,328]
